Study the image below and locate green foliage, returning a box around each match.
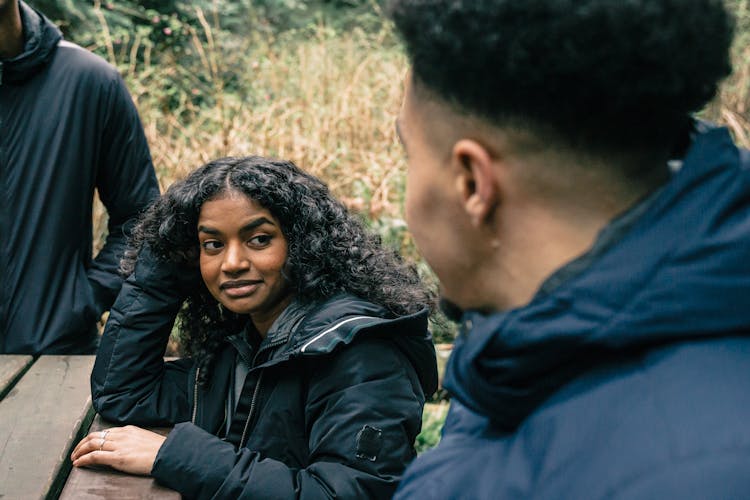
[416,403,449,454]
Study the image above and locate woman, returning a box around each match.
[71,156,438,499]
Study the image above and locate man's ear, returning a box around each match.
[452,139,499,228]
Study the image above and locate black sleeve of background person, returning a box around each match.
[87,74,159,315]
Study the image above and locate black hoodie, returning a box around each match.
[0,2,158,353]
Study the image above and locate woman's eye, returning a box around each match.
[201,240,223,251]
[249,235,271,246]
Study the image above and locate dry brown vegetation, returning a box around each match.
[704,0,750,146]
[93,13,419,258]
[92,2,749,270]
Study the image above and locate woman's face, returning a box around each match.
[197,190,292,335]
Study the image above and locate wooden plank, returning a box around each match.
[60,415,179,499]
[0,355,34,401]
[0,355,96,500]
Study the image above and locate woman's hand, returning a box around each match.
[71,426,166,476]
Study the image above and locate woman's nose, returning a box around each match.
[221,242,250,274]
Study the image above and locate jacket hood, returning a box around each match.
[444,124,750,430]
[2,1,61,84]
[279,294,439,397]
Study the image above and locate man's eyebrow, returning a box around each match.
[395,118,406,148]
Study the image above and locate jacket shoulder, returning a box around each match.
[53,40,121,84]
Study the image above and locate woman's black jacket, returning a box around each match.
[90,251,438,499]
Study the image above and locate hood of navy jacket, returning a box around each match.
[444,124,750,431]
[1,2,61,84]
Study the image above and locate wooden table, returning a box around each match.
[0,355,179,499]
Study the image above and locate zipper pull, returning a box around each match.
[192,366,201,423]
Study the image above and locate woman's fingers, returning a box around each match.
[72,449,116,469]
[71,425,166,476]
[71,428,117,460]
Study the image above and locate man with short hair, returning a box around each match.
[390,0,750,497]
[0,0,159,354]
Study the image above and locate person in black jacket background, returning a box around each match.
[72,156,438,499]
[0,0,159,354]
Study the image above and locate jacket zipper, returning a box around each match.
[236,334,288,448]
[191,366,201,424]
[238,370,264,448]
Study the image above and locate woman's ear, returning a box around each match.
[451,139,499,228]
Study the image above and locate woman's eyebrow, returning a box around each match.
[241,217,274,232]
[198,217,275,235]
[197,225,219,235]
[198,217,276,234]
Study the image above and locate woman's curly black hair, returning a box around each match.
[389,0,734,154]
[122,156,434,382]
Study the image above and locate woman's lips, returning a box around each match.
[220,280,261,297]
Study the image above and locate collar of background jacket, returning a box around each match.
[444,123,750,431]
[1,1,61,84]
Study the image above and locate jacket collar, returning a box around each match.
[224,293,437,396]
[1,1,61,84]
[235,294,407,364]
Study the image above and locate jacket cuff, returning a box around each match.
[152,422,238,497]
[134,245,200,296]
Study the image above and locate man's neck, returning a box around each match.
[487,203,620,311]
[0,2,24,60]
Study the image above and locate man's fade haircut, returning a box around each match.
[123,156,433,383]
[389,0,734,156]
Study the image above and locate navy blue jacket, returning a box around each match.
[396,124,750,499]
[0,2,158,353]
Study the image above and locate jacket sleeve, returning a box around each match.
[151,337,427,499]
[87,73,160,315]
[91,248,195,426]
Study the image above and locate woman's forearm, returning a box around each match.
[91,247,193,425]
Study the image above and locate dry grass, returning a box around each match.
[94,13,415,256]
[704,0,750,147]
[133,22,407,219]
[92,4,750,259]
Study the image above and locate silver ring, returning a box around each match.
[99,429,110,451]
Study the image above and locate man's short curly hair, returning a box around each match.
[123,156,433,381]
[389,0,734,153]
